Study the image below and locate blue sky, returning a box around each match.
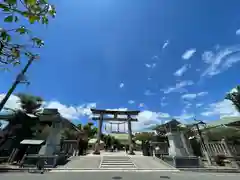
[1,0,240,132]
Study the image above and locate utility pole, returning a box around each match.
[0,56,35,112]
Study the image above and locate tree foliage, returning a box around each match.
[225,85,240,112]
[16,92,43,113]
[0,0,56,69]
[77,122,98,139]
[134,132,154,142]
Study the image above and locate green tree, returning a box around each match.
[134,132,154,143]
[77,122,98,139]
[16,93,43,114]
[0,0,56,69]
[225,85,240,112]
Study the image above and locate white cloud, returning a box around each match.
[174,109,194,123]
[182,94,197,100]
[119,83,124,88]
[145,64,151,68]
[160,102,167,107]
[174,113,194,122]
[139,103,144,107]
[201,99,240,118]
[128,100,135,104]
[196,103,203,107]
[162,40,169,49]
[181,91,208,100]
[145,63,156,68]
[236,29,240,35]
[182,49,196,60]
[201,45,240,77]
[152,56,159,60]
[144,90,155,96]
[132,110,170,132]
[198,91,208,96]
[161,80,194,94]
[174,64,189,77]
[0,94,21,111]
[160,96,167,106]
[45,101,97,120]
[184,102,192,109]
[0,93,97,121]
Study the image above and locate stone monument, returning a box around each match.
[163,119,201,168]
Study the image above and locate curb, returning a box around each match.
[179,168,240,173]
[1,167,240,173]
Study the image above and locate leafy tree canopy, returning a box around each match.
[134,132,154,142]
[16,92,43,113]
[0,0,56,70]
[225,85,240,112]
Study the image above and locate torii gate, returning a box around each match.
[91,109,140,155]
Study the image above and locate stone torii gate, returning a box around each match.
[91,109,140,155]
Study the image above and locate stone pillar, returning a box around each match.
[38,120,62,156]
[127,115,135,155]
[93,114,103,155]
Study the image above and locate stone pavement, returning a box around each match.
[54,151,177,171]
[1,171,240,180]
[57,156,101,169]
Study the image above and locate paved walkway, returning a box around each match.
[55,151,177,171]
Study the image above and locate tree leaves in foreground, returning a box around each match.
[225,85,240,113]
[0,0,56,69]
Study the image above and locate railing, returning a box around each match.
[61,140,78,156]
[201,140,240,157]
[200,140,240,168]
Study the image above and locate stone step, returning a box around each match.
[102,159,131,161]
[103,157,129,159]
[101,165,135,168]
[101,162,134,165]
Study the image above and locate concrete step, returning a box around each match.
[101,162,134,165]
[103,157,129,160]
[102,159,131,162]
[100,155,136,169]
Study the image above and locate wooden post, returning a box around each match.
[127,115,135,155]
[93,113,103,154]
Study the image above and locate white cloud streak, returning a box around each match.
[128,100,135,104]
[162,40,169,49]
[181,91,208,100]
[119,83,124,88]
[201,99,240,118]
[174,64,190,77]
[182,49,196,60]
[161,80,194,94]
[236,29,240,35]
[201,45,240,77]
[144,90,155,96]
